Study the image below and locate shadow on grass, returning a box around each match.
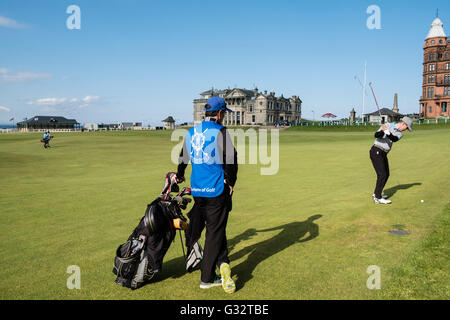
[152,256,186,283]
[230,214,322,291]
[143,215,322,290]
[384,183,422,198]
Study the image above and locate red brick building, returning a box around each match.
[419,17,450,118]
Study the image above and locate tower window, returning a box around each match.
[429,64,436,71]
[431,40,435,44]
[429,54,436,61]
[445,75,450,84]
[427,87,434,98]
[447,63,450,70]
[445,87,450,96]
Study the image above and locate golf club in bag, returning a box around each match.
[112,172,202,290]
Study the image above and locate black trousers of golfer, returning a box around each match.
[187,186,232,283]
[370,146,389,199]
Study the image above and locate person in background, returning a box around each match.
[42,130,52,148]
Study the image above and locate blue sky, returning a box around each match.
[0,0,449,125]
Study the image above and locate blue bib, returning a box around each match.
[186,121,224,198]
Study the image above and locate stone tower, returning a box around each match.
[350,108,356,123]
[419,17,450,118]
[392,93,399,113]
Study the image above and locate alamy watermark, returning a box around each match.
[366,5,381,30]
[171,128,279,176]
[66,5,81,30]
[66,265,81,289]
[366,265,381,290]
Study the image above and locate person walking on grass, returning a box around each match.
[177,96,238,294]
[42,130,51,148]
[370,116,413,204]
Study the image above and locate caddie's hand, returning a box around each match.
[224,179,234,196]
[381,124,387,131]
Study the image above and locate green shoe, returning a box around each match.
[220,263,235,294]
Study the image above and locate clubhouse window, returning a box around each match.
[428,87,434,98]
[447,63,450,70]
[445,75,450,84]
[442,102,448,112]
[428,75,435,83]
[429,64,435,71]
[429,106,433,113]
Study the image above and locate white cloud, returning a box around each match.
[0,106,11,112]
[28,98,68,106]
[0,68,52,83]
[79,96,100,108]
[26,96,101,111]
[0,16,27,29]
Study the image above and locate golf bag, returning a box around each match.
[185,241,203,273]
[113,172,195,290]
[40,136,53,148]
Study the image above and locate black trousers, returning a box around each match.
[370,146,390,199]
[186,186,232,283]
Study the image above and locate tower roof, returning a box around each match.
[426,18,446,39]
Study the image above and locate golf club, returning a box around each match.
[368,82,384,124]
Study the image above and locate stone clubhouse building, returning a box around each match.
[193,87,302,126]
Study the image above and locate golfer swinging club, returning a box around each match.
[370,116,413,204]
[177,96,237,293]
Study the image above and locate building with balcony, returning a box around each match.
[419,17,450,118]
[193,87,302,126]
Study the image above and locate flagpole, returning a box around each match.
[362,61,367,123]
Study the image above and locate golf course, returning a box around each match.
[0,125,449,300]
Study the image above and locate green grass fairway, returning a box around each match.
[1,127,449,300]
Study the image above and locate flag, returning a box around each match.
[9,117,14,121]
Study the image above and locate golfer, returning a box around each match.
[370,116,413,204]
[42,131,51,148]
[177,96,237,293]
